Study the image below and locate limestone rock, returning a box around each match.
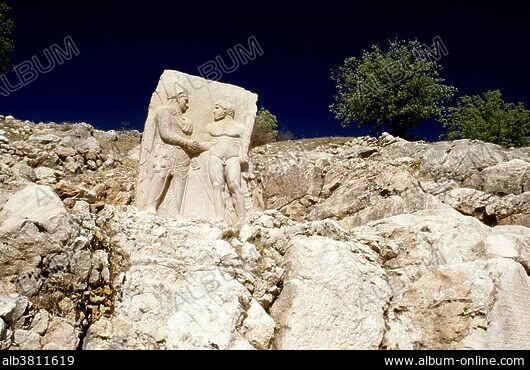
[438,188,530,227]
[255,151,332,214]
[352,205,530,350]
[240,299,276,350]
[89,250,111,285]
[104,130,118,142]
[55,146,77,159]
[10,161,35,182]
[383,259,530,350]
[127,145,141,162]
[309,164,439,229]
[64,158,81,174]
[460,259,530,350]
[40,317,80,350]
[34,167,58,185]
[487,192,530,227]
[30,310,50,335]
[271,236,390,350]
[248,136,529,230]
[419,140,508,181]
[13,329,41,350]
[54,180,81,199]
[480,159,529,195]
[29,134,62,144]
[77,187,98,204]
[1,115,530,351]
[486,225,530,271]
[0,185,71,238]
[83,317,159,350]
[0,319,6,339]
[0,294,29,323]
[439,188,492,220]
[83,206,270,350]
[0,184,83,305]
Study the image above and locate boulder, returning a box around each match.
[353,205,530,349]
[480,159,529,195]
[438,188,530,227]
[0,294,29,323]
[0,185,77,281]
[12,330,41,350]
[34,167,58,185]
[28,134,61,145]
[419,140,508,182]
[0,185,71,237]
[272,236,390,350]
[384,259,530,350]
[40,317,80,350]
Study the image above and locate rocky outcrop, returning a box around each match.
[83,207,277,350]
[0,116,529,350]
[0,117,140,209]
[271,235,390,350]
[351,205,530,349]
[248,135,530,228]
[438,188,530,227]
[480,160,529,195]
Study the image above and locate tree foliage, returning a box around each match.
[330,39,456,138]
[251,108,280,148]
[0,1,13,73]
[442,90,530,147]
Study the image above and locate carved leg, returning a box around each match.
[145,172,171,214]
[168,170,188,216]
[225,157,246,221]
[208,155,225,222]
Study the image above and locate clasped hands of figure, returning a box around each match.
[186,140,211,154]
[187,140,249,165]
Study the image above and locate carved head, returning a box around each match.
[213,101,235,121]
[177,92,190,114]
[168,88,190,114]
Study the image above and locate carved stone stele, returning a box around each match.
[136,70,258,224]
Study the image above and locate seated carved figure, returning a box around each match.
[205,101,250,223]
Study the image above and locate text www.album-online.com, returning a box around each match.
[384,356,525,366]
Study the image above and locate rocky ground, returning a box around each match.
[0,115,529,350]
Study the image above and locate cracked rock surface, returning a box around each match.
[1,116,529,349]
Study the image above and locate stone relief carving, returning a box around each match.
[136,70,257,225]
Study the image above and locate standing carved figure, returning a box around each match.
[205,101,253,223]
[138,89,202,215]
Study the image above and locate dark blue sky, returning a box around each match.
[1,1,529,140]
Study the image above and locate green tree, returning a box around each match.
[0,1,13,73]
[251,108,280,148]
[331,39,456,138]
[442,90,530,148]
